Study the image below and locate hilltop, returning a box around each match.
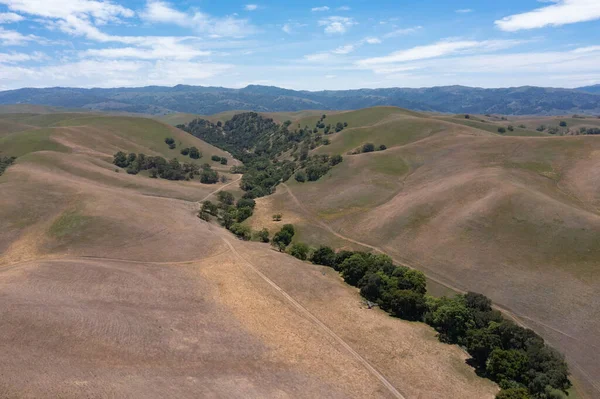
[1,84,600,116]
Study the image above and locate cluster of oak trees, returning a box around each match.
[112,151,220,183]
[274,239,571,399]
[179,113,346,198]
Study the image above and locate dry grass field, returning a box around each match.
[247,107,600,399]
[0,111,497,398]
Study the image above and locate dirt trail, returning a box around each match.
[217,231,407,399]
[279,183,591,349]
[199,175,242,202]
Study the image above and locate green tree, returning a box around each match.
[559,121,567,127]
[495,388,531,399]
[211,155,221,161]
[330,154,343,165]
[272,224,295,251]
[230,223,251,240]
[236,198,256,209]
[220,157,228,165]
[311,246,336,267]
[189,147,201,159]
[289,242,309,260]
[340,254,368,286]
[378,144,387,151]
[362,143,375,153]
[498,127,507,134]
[164,137,175,145]
[295,170,306,182]
[180,147,190,155]
[254,228,269,243]
[217,191,235,205]
[201,200,219,216]
[486,349,528,384]
[113,151,128,167]
[236,206,253,222]
[424,295,474,343]
[200,169,219,184]
[387,289,427,321]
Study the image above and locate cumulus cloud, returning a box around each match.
[311,6,329,12]
[495,0,600,31]
[244,4,258,11]
[318,16,355,34]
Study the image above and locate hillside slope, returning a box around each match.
[247,107,600,399]
[2,84,600,115]
[0,112,496,398]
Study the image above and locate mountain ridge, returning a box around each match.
[0,84,599,116]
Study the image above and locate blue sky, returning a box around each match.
[0,0,599,90]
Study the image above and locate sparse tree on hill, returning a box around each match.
[189,146,201,159]
[362,143,375,153]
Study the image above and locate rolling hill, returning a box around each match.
[238,107,600,399]
[1,84,600,116]
[0,111,497,398]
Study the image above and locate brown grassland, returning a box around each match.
[0,109,497,398]
[247,107,600,399]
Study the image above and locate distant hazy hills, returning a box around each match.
[0,84,599,116]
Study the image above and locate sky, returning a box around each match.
[0,0,599,91]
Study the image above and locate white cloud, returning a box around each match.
[0,0,134,23]
[495,0,600,31]
[337,6,350,11]
[141,0,257,38]
[304,52,330,62]
[82,39,211,60]
[332,44,354,54]
[281,21,306,34]
[0,51,45,63]
[244,4,258,11]
[455,9,473,13]
[318,16,355,34]
[0,12,24,23]
[363,37,381,44]
[0,59,233,88]
[382,26,422,39]
[311,6,329,12]
[356,39,525,66]
[0,26,43,45]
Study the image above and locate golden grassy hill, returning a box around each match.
[0,111,496,398]
[248,107,600,399]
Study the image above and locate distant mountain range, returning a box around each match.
[0,84,599,116]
